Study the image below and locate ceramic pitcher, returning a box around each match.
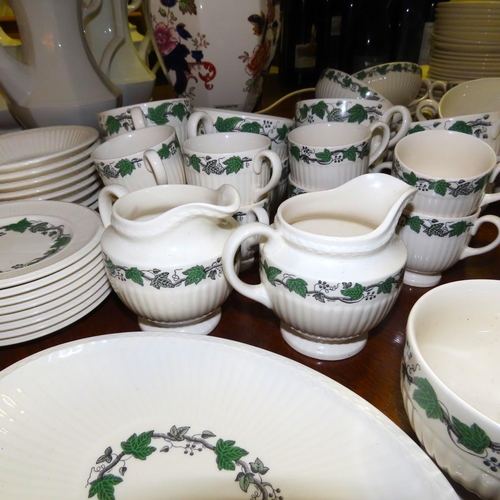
[222,173,417,361]
[0,0,122,128]
[99,183,240,335]
[83,0,155,106]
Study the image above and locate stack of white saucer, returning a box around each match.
[429,1,500,83]
[0,125,103,208]
[0,200,111,345]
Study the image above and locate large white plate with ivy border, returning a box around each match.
[0,200,103,289]
[0,332,459,499]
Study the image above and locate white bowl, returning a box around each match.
[315,68,390,103]
[352,62,422,106]
[401,279,500,500]
[0,125,99,171]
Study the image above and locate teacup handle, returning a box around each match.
[371,160,392,174]
[367,121,390,166]
[480,163,500,208]
[380,105,412,148]
[253,150,282,203]
[143,149,169,185]
[460,214,500,260]
[241,206,270,256]
[222,222,283,310]
[130,107,146,129]
[187,110,214,138]
[416,99,439,121]
[98,184,130,228]
[428,80,448,102]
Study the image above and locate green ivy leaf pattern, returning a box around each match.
[403,170,419,186]
[223,156,245,174]
[214,116,243,132]
[431,179,449,197]
[260,261,403,303]
[408,124,425,134]
[340,283,365,301]
[276,124,289,141]
[263,261,281,286]
[5,218,31,233]
[87,427,282,499]
[157,143,172,159]
[172,102,189,122]
[290,145,300,161]
[347,104,368,124]
[240,121,261,134]
[183,265,207,285]
[214,439,249,471]
[474,174,489,193]
[358,87,370,98]
[250,458,269,475]
[1,218,72,271]
[377,276,395,294]
[311,101,328,119]
[452,418,491,454]
[343,145,357,162]
[399,214,473,238]
[236,472,255,492]
[115,159,136,177]
[189,155,201,172]
[103,255,224,289]
[315,149,332,163]
[105,115,121,136]
[412,377,444,421]
[88,474,123,500]
[285,277,308,298]
[125,268,144,286]
[121,431,156,460]
[403,352,499,475]
[448,121,473,135]
[147,103,169,125]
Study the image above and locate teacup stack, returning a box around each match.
[0,125,101,208]
[286,121,390,197]
[393,129,500,287]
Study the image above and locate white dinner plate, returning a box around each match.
[0,243,102,300]
[0,284,111,346]
[0,333,459,498]
[0,273,110,333]
[0,201,103,288]
[0,260,106,318]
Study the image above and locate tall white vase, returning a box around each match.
[145,0,281,111]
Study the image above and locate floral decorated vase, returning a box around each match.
[145,0,281,111]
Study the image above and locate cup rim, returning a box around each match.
[92,125,176,160]
[183,131,271,155]
[288,122,371,148]
[394,130,498,181]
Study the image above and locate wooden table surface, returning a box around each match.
[1,76,497,499]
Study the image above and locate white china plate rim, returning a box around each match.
[0,284,111,346]
[0,200,103,288]
[0,331,459,498]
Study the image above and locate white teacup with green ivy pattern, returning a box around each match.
[288,122,390,191]
[407,112,500,156]
[183,132,282,206]
[388,130,500,218]
[397,207,500,287]
[294,98,412,149]
[92,124,185,192]
[96,98,193,145]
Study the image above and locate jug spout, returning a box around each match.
[277,173,417,254]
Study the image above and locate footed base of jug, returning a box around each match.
[138,308,222,335]
[403,269,442,288]
[280,322,369,361]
